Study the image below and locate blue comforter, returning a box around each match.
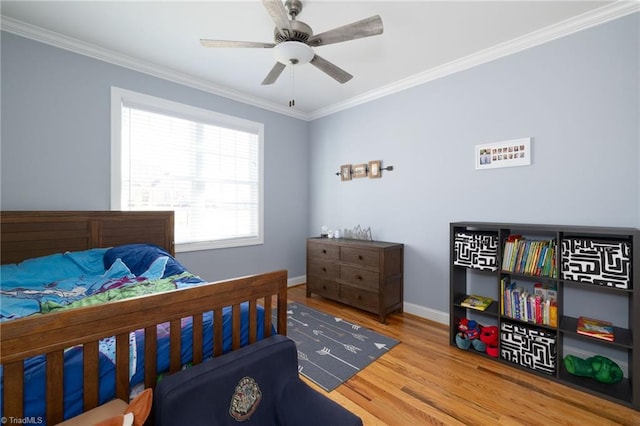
[0,244,268,423]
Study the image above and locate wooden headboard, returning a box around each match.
[1,211,175,265]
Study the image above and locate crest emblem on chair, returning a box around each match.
[229,376,262,421]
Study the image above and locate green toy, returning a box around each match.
[563,354,623,384]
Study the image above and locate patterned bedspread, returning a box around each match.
[0,245,268,423]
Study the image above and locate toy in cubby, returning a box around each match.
[455,318,486,352]
[563,354,623,384]
[480,325,499,357]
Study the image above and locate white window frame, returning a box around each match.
[110,87,264,252]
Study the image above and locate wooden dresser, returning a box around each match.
[306,237,404,323]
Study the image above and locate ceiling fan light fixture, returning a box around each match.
[273,41,314,65]
[201,1,384,87]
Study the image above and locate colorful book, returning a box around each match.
[502,235,522,272]
[576,316,614,341]
[549,302,558,327]
[505,281,515,317]
[461,295,493,311]
[500,277,507,315]
[502,241,512,271]
[543,299,550,325]
[534,295,542,324]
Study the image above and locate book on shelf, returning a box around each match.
[576,316,614,341]
[460,295,493,311]
[502,281,557,327]
[549,302,557,327]
[501,234,521,272]
[534,283,557,303]
[501,235,557,278]
[500,277,508,315]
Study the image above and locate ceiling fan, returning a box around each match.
[200,0,384,86]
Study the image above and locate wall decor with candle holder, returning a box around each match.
[335,161,393,180]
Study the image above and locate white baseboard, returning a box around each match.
[288,275,306,287]
[403,301,449,325]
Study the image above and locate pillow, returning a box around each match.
[103,244,186,278]
[95,388,153,426]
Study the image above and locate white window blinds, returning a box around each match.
[112,87,264,251]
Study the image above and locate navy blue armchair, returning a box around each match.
[154,334,362,425]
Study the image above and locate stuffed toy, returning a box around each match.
[479,325,499,357]
[563,355,623,384]
[455,332,472,350]
[458,318,480,340]
[457,319,486,351]
[95,388,153,426]
[458,318,470,333]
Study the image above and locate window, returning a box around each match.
[111,87,264,252]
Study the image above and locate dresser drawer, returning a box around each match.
[340,247,379,269]
[340,265,379,291]
[308,259,339,280]
[307,241,340,260]
[307,278,340,300]
[340,286,378,313]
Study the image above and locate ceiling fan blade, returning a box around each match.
[262,0,291,37]
[200,39,275,48]
[262,62,287,85]
[308,15,383,47]
[309,55,353,84]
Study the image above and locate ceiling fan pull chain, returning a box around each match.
[289,61,295,107]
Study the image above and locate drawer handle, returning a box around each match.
[358,255,364,260]
[322,249,327,254]
[356,275,363,280]
[322,267,327,272]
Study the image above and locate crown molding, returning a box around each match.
[2,1,638,122]
[0,16,308,121]
[308,1,640,120]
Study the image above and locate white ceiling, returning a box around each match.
[1,1,636,120]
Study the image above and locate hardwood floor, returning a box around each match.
[288,285,640,426]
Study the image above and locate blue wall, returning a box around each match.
[0,32,310,283]
[308,12,639,320]
[2,13,638,323]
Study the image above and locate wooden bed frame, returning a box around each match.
[0,211,288,424]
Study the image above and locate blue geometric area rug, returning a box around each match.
[273,302,399,392]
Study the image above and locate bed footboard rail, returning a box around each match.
[0,269,288,425]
